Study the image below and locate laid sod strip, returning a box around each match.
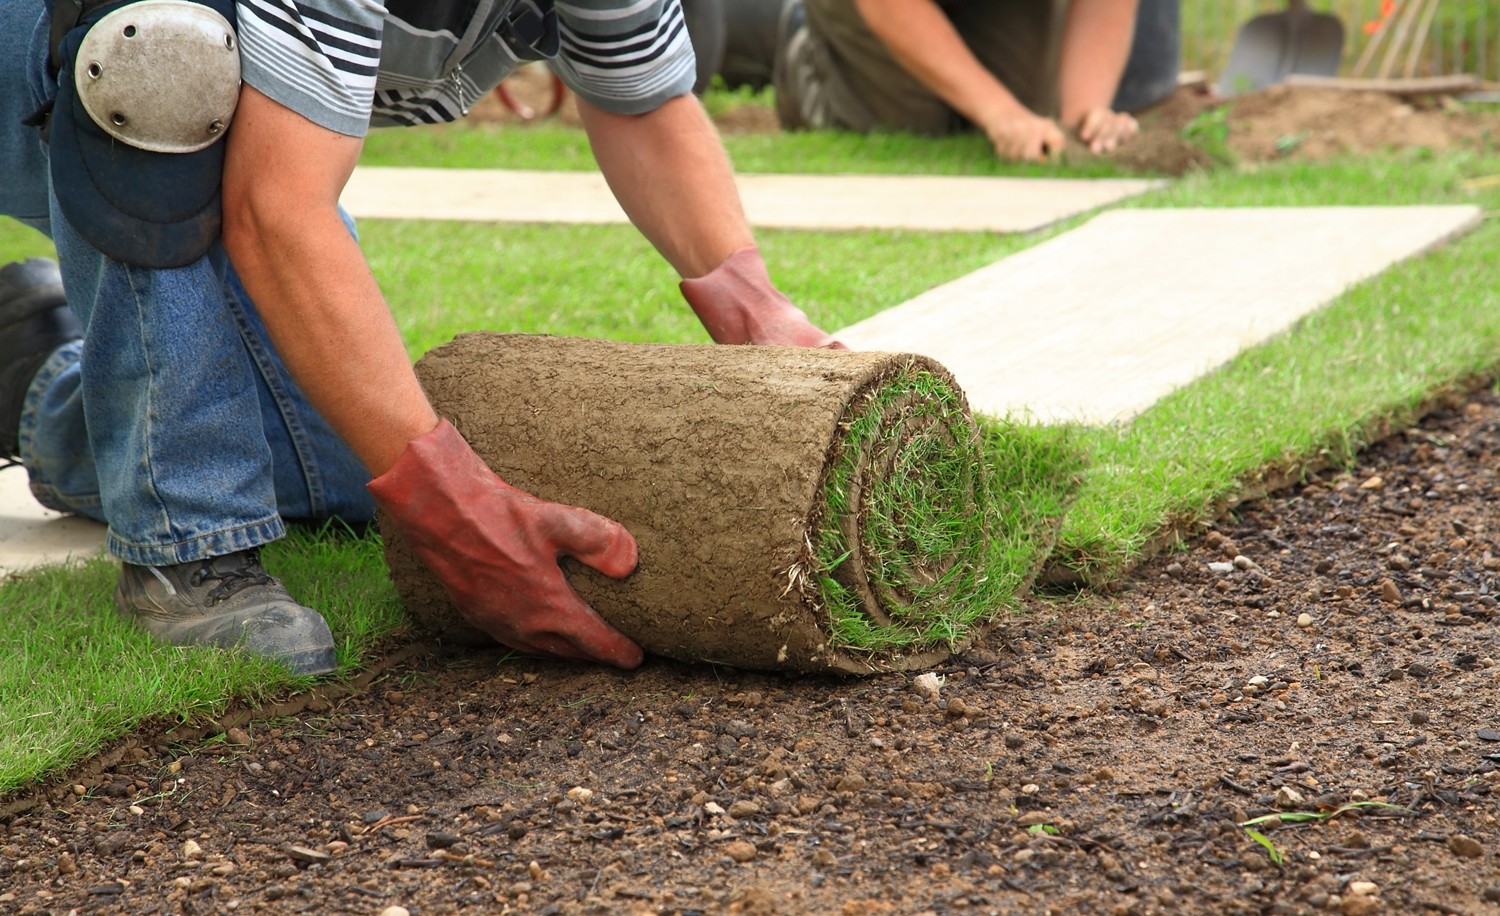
[380,333,1069,674]
[0,221,56,262]
[1051,215,1500,584]
[356,120,1136,179]
[357,220,1031,358]
[0,527,404,794]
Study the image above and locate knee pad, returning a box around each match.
[48,0,240,268]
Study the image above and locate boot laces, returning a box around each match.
[188,550,274,607]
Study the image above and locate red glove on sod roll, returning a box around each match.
[680,246,847,349]
[369,419,643,668]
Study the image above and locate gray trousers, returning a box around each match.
[777,0,1063,135]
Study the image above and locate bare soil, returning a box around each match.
[472,65,1500,176]
[4,377,1500,912]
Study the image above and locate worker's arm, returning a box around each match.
[221,87,432,475]
[222,85,643,668]
[1057,0,1141,153]
[853,0,1063,161]
[579,95,842,347]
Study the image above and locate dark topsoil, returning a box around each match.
[4,78,1500,916]
[4,392,1500,915]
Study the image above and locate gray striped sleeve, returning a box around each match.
[551,0,697,115]
[236,0,387,137]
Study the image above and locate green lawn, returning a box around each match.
[4,96,1500,793]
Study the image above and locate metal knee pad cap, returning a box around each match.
[46,0,240,269]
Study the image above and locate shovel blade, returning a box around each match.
[1216,8,1345,96]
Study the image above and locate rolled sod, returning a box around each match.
[379,333,1004,674]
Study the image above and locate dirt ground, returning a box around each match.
[472,65,1500,176]
[3,389,1500,913]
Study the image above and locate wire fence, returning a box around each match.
[1180,0,1497,83]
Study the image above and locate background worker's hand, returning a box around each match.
[369,420,643,668]
[982,110,1067,162]
[1072,107,1138,154]
[680,246,847,349]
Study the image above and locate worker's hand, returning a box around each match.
[680,246,847,349]
[1072,107,1138,154]
[982,111,1067,162]
[369,419,643,668]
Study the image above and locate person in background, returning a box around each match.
[767,0,1181,162]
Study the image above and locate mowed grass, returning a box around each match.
[3,93,1500,792]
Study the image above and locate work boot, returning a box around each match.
[0,258,80,459]
[115,548,339,676]
[774,0,822,128]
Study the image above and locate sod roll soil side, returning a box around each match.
[380,333,997,674]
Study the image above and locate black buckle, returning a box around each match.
[49,0,86,74]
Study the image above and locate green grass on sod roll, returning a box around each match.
[815,368,1087,654]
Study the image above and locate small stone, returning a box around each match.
[71,784,87,796]
[1274,786,1305,809]
[284,845,329,865]
[728,800,760,819]
[703,801,726,816]
[724,840,757,863]
[1410,710,1430,726]
[1341,896,1377,916]
[1297,613,1315,629]
[1483,887,1500,903]
[128,805,145,816]
[1359,475,1384,490]
[1248,675,1270,689]
[811,849,836,868]
[425,832,460,850]
[56,853,76,876]
[1233,555,1255,570]
[912,672,944,699]
[528,860,547,882]
[1447,834,1483,859]
[182,840,203,859]
[1478,728,1500,742]
[1347,880,1378,897]
[380,907,411,916]
[225,727,251,746]
[1209,561,1235,574]
[834,773,867,792]
[566,786,594,804]
[1020,783,1040,796]
[944,697,969,719]
[1379,579,1401,604]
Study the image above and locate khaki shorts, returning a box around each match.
[777,0,1063,135]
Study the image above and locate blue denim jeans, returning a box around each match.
[1,0,375,566]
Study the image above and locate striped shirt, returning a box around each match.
[235,0,696,137]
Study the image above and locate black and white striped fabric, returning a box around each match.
[235,0,696,137]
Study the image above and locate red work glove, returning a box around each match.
[369,419,643,668]
[680,246,848,349]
